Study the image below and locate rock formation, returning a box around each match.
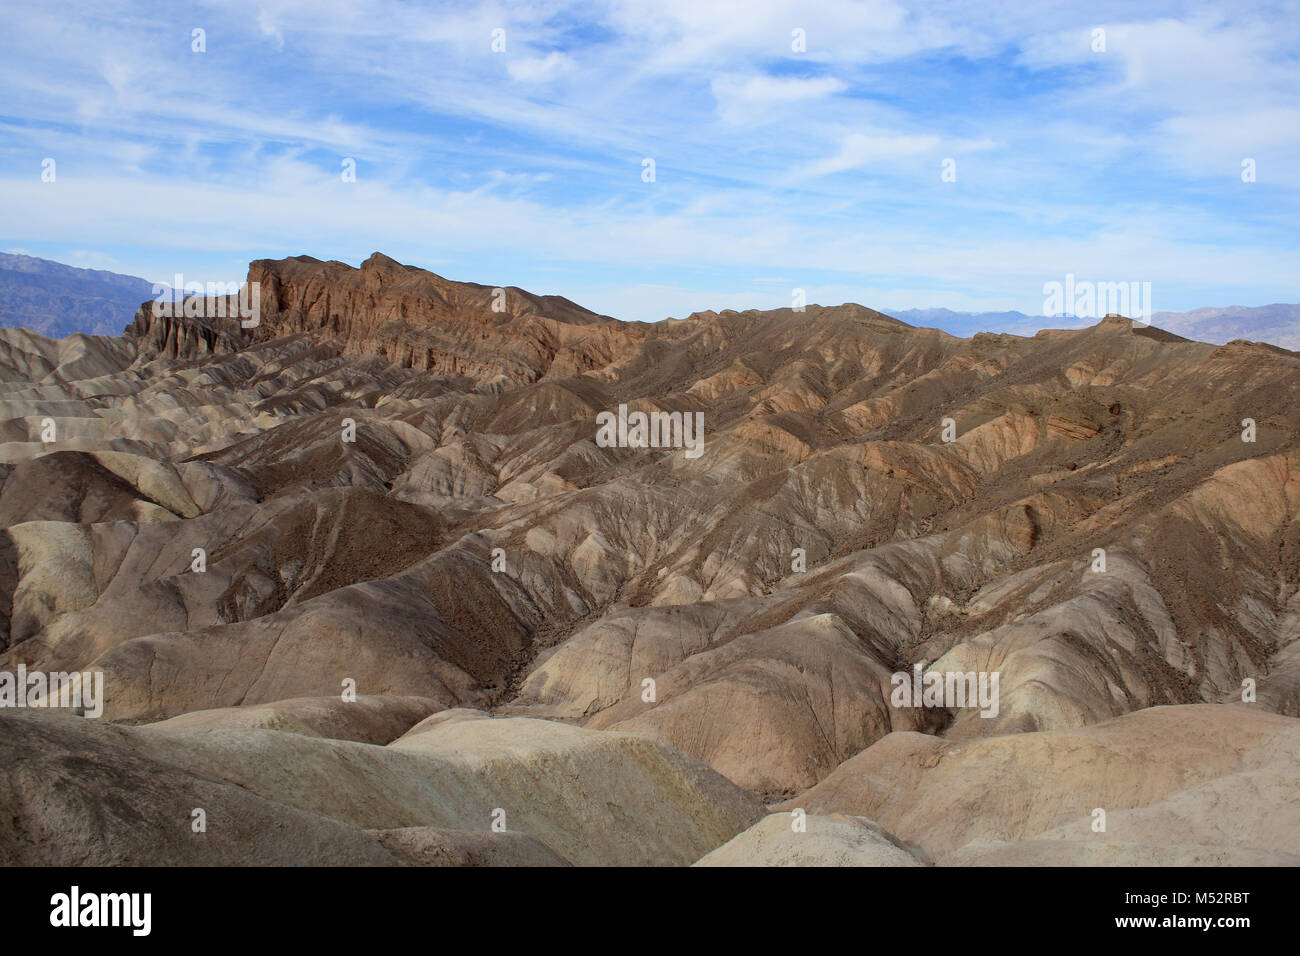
[1,253,1297,865]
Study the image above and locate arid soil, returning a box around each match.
[1,253,1297,865]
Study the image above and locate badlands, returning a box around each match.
[0,252,1297,866]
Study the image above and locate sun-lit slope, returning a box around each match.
[2,254,1298,864]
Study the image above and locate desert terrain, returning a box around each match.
[1,253,1297,866]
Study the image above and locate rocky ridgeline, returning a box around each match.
[127,253,652,385]
[2,253,1298,865]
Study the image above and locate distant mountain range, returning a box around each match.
[0,253,157,338]
[889,305,1300,350]
[0,253,1295,350]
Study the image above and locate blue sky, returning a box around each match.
[1,0,1297,322]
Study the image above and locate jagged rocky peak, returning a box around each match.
[127,253,645,383]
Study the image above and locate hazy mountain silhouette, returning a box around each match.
[0,253,157,338]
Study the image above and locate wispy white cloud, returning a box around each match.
[0,0,1295,321]
[711,74,846,125]
[507,51,577,83]
[257,10,286,50]
[796,129,943,177]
